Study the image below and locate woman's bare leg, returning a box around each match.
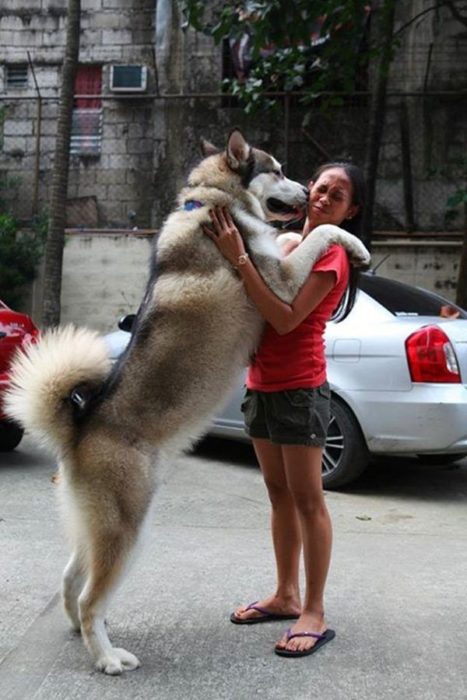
[232,437,302,621]
[276,444,333,653]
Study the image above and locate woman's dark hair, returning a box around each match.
[310,161,366,321]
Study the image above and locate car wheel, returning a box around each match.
[0,420,24,451]
[417,453,467,465]
[322,398,369,489]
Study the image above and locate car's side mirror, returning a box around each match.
[118,314,136,333]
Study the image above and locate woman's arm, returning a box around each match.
[203,207,335,335]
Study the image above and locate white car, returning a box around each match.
[105,274,467,488]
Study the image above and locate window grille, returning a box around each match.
[6,64,28,89]
[70,65,103,156]
[70,108,102,156]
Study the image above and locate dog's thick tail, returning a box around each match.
[4,325,111,454]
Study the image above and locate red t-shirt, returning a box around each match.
[246,244,350,391]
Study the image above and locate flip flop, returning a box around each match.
[274,628,336,657]
[230,601,300,625]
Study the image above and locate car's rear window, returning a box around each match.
[359,275,467,318]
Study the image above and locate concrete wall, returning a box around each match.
[29,232,153,332]
[389,1,467,92]
[376,2,467,231]
[26,233,463,333]
[370,239,461,300]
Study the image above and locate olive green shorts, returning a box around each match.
[241,383,331,447]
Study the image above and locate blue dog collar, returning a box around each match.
[183,199,204,211]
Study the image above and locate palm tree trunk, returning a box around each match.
[42,0,81,328]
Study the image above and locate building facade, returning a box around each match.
[0,0,466,231]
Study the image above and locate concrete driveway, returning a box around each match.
[1,436,466,700]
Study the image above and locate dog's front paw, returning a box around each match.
[96,648,141,675]
[314,224,371,269]
[349,240,371,269]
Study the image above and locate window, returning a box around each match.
[6,64,28,89]
[359,275,467,318]
[70,65,102,156]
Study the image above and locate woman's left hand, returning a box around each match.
[202,207,247,267]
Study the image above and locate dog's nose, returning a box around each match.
[302,186,309,198]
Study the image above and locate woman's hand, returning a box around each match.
[203,206,334,335]
[202,207,248,268]
[281,239,301,256]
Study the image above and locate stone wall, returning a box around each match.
[0,0,156,226]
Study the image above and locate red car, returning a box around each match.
[0,300,39,451]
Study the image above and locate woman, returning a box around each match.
[203,162,366,658]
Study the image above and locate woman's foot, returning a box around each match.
[231,595,301,624]
[275,611,328,653]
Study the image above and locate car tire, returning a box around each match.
[417,453,467,466]
[322,398,369,489]
[0,420,24,451]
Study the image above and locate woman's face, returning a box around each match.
[306,167,359,231]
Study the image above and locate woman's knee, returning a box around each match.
[263,476,293,509]
[290,490,328,519]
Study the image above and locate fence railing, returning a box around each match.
[0,92,465,234]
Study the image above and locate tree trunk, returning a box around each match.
[362,0,397,249]
[456,204,467,309]
[41,0,81,328]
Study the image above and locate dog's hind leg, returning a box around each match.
[63,548,86,632]
[78,530,142,675]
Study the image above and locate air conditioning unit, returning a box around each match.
[109,65,148,92]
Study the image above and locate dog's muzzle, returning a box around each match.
[266,197,304,219]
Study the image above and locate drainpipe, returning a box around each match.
[155,0,183,94]
[27,51,42,219]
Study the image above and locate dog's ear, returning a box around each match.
[200,138,220,157]
[226,129,251,170]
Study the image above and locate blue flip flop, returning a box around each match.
[230,601,300,625]
[274,628,336,657]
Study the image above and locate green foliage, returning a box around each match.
[180,0,373,113]
[445,155,467,227]
[445,188,467,227]
[0,214,46,308]
[447,190,467,210]
[0,106,46,307]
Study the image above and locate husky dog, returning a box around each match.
[5,129,369,675]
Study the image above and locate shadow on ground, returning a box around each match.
[0,441,51,471]
[349,455,467,503]
[195,436,467,503]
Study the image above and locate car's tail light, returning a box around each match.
[405,325,461,383]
